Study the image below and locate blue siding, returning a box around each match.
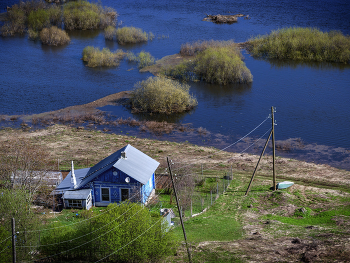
[141,173,155,203]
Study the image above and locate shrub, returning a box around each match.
[40,203,176,262]
[28,28,39,39]
[247,27,350,63]
[28,8,50,31]
[130,76,198,114]
[63,0,116,30]
[116,26,152,44]
[1,7,26,36]
[126,51,155,68]
[164,41,253,84]
[82,46,125,67]
[194,45,253,84]
[104,25,116,40]
[40,26,70,46]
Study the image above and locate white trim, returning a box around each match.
[101,187,111,202]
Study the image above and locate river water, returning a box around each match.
[0,0,350,169]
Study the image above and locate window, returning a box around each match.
[101,188,110,202]
[121,188,129,202]
[86,194,91,205]
[68,199,82,208]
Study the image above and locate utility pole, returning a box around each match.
[245,130,273,196]
[272,106,276,191]
[167,157,192,263]
[12,218,16,263]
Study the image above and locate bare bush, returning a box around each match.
[40,26,70,46]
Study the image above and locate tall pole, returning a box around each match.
[167,157,192,263]
[12,218,16,263]
[245,130,273,196]
[272,106,276,191]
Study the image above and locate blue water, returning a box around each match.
[1,0,350,168]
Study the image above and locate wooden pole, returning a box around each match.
[272,106,276,191]
[245,130,273,196]
[12,218,16,263]
[167,157,192,263]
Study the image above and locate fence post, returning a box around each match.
[12,218,16,263]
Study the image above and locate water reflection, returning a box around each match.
[262,57,350,71]
[67,29,101,39]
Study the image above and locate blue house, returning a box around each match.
[54,144,159,210]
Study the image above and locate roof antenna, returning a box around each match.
[71,160,77,189]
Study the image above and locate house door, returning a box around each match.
[121,189,129,202]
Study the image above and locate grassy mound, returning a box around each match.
[247,27,350,64]
[130,76,197,114]
[40,26,70,46]
[163,40,253,84]
[82,46,125,67]
[116,26,154,45]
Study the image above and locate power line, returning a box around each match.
[170,115,270,173]
[28,180,173,252]
[94,216,164,263]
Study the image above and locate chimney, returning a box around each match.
[71,161,77,189]
[121,151,126,159]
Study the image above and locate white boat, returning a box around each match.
[277,181,294,189]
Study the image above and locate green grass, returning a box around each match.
[263,206,350,227]
[247,27,350,64]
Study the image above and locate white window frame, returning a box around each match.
[101,187,110,202]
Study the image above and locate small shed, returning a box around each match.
[63,189,92,210]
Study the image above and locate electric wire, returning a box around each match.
[23,180,173,252]
[170,115,270,173]
[94,216,164,263]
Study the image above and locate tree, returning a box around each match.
[0,136,51,204]
[0,189,40,261]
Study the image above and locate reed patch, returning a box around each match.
[247,27,350,64]
[116,26,154,44]
[82,46,125,67]
[130,76,197,114]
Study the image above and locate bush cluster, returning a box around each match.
[104,25,117,40]
[126,51,155,68]
[131,76,197,114]
[1,0,117,37]
[164,40,253,84]
[247,27,350,64]
[82,46,125,67]
[116,26,154,44]
[40,203,176,262]
[40,26,70,46]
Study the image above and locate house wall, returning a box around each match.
[89,167,140,206]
